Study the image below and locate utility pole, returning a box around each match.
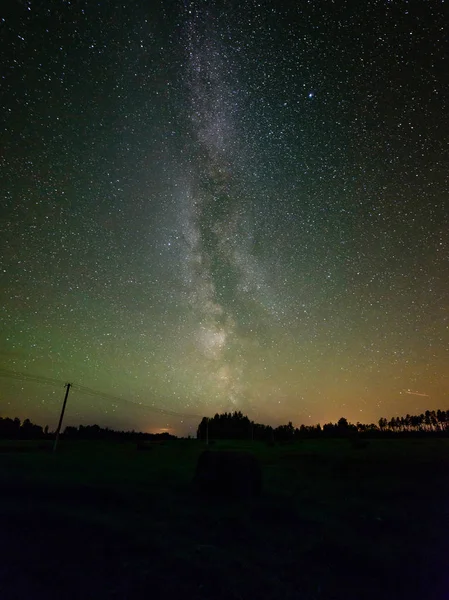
[53,383,71,453]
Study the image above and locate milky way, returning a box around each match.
[179,5,264,411]
[1,0,447,434]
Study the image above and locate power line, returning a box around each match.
[72,383,203,419]
[0,366,204,420]
[0,367,66,387]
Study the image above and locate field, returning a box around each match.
[1,438,448,599]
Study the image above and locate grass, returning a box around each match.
[0,437,448,599]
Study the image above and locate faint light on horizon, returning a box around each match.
[147,427,173,434]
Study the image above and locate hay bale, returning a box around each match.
[194,450,263,497]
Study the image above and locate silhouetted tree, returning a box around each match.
[20,418,43,439]
[0,417,21,438]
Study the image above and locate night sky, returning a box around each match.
[1,0,448,436]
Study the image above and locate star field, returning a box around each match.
[1,0,448,434]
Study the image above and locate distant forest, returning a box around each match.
[0,418,175,441]
[197,409,449,441]
[0,409,448,441]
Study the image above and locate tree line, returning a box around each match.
[196,409,449,442]
[0,417,175,441]
[63,424,176,441]
[1,408,448,442]
[0,417,48,439]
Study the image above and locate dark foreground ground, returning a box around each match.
[0,438,448,599]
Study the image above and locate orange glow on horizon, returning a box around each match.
[146,426,174,435]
